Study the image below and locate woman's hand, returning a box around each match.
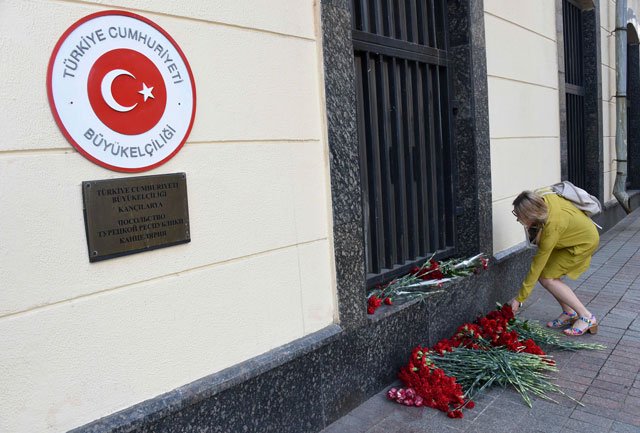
[508,298,521,313]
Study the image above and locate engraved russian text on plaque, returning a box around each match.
[82,173,190,262]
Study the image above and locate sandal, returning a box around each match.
[563,315,598,336]
[547,310,577,329]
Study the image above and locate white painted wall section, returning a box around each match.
[485,0,561,253]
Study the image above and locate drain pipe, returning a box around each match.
[614,0,632,213]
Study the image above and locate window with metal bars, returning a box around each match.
[563,0,587,189]
[351,0,456,288]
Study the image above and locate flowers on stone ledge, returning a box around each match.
[367,253,489,314]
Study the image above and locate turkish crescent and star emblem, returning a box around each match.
[87,48,167,135]
[47,11,196,172]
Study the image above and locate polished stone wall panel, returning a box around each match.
[321,3,362,229]
[583,7,605,200]
[332,221,367,326]
[449,0,493,257]
[557,0,569,181]
[627,44,640,188]
[321,1,367,327]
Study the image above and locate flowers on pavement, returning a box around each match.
[388,304,605,418]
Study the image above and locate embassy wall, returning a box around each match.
[487,0,640,255]
[0,1,335,432]
[485,0,562,253]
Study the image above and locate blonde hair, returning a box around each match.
[513,191,548,226]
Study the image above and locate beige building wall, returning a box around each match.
[0,1,335,432]
[486,0,630,253]
[485,0,562,252]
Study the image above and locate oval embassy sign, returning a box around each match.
[47,10,196,172]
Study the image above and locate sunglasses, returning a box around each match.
[512,210,525,225]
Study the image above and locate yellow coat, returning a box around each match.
[516,193,599,302]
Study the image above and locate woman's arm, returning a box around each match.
[515,226,563,302]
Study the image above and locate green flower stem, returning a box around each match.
[509,318,606,351]
[429,347,573,408]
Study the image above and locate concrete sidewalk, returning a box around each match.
[321,209,640,433]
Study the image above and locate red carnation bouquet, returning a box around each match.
[388,304,604,418]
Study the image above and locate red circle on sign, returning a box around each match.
[87,48,167,135]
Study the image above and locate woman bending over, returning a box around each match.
[508,190,599,336]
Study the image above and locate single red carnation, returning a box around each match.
[367,295,383,314]
[521,338,546,356]
[416,259,445,280]
[368,295,382,307]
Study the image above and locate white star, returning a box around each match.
[138,83,155,102]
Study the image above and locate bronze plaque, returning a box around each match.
[82,173,190,262]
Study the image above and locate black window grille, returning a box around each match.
[563,0,587,189]
[351,0,456,288]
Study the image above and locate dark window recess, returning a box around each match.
[351,0,456,288]
[563,0,587,189]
